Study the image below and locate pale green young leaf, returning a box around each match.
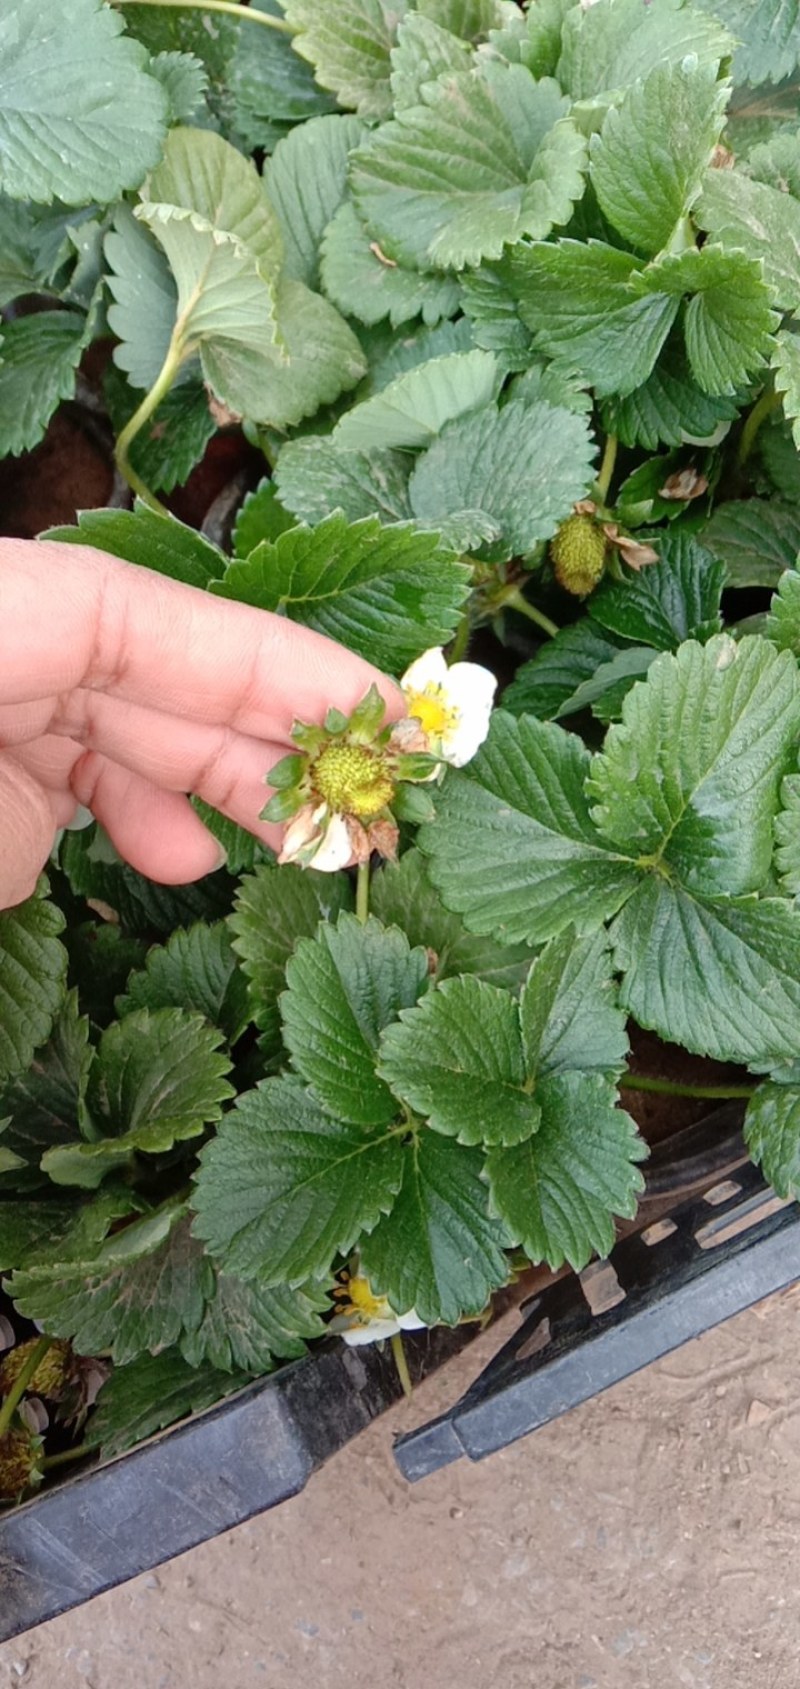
[390,13,474,112]
[359,1131,510,1325]
[84,1349,249,1461]
[275,439,414,526]
[642,246,778,396]
[591,60,727,258]
[0,886,67,1091]
[702,499,800,587]
[0,312,86,458]
[589,533,725,650]
[191,1077,405,1284]
[377,976,539,1147]
[321,200,461,330]
[370,849,535,990]
[201,276,367,428]
[231,0,336,138]
[589,636,800,896]
[180,1274,330,1372]
[600,340,740,451]
[105,207,179,393]
[214,513,469,671]
[265,114,363,289]
[332,350,499,450]
[419,713,640,945]
[486,1073,645,1271]
[281,914,429,1127]
[117,924,250,1046]
[44,504,226,590]
[0,0,168,205]
[148,49,208,124]
[696,169,800,312]
[745,130,800,197]
[744,1080,800,1199]
[408,397,597,562]
[364,315,474,388]
[767,568,800,655]
[0,993,91,1175]
[520,931,628,1080]
[232,480,295,558]
[510,241,678,399]
[611,879,800,1068]
[10,1207,212,1365]
[136,127,283,370]
[417,0,518,36]
[557,0,735,101]
[283,0,410,119]
[503,622,628,720]
[775,766,800,894]
[228,865,352,1064]
[350,65,587,271]
[773,330,800,449]
[760,420,800,504]
[695,0,800,86]
[523,0,575,78]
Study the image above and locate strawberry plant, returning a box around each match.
[3,0,800,1494]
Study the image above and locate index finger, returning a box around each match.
[2,540,404,740]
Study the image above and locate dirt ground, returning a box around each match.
[1,1287,798,1689]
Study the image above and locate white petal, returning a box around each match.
[397,1309,427,1331]
[278,803,322,864]
[340,1316,402,1345]
[306,812,353,873]
[444,662,498,717]
[401,647,448,694]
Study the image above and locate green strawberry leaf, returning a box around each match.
[359,1129,510,1324]
[370,848,534,989]
[419,713,640,945]
[191,1077,405,1284]
[321,200,461,329]
[643,246,779,395]
[231,0,336,140]
[180,1273,330,1372]
[502,621,629,721]
[766,567,800,655]
[378,975,539,1147]
[43,504,226,589]
[0,311,87,459]
[264,114,362,289]
[557,0,735,101]
[0,992,91,1178]
[389,12,474,112]
[275,438,414,526]
[695,0,800,92]
[0,886,67,1092]
[331,349,500,450]
[105,205,180,393]
[486,1073,645,1271]
[281,914,429,1127]
[589,532,725,650]
[58,826,233,937]
[214,511,470,671]
[202,275,368,429]
[282,0,410,120]
[350,63,587,271]
[228,865,352,1067]
[117,923,250,1046]
[773,329,800,449]
[85,1349,249,1461]
[701,499,800,587]
[103,365,216,497]
[744,1079,800,1199]
[232,480,296,558]
[696,168,800,311]
[520,930,629,1080]
[600,340,740,451]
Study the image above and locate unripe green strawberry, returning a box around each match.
[0,1425,42,1501]
[0,1338,74,1402]
[550,513,608,598]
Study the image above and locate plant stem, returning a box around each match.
[390,1332,413,1400]
[504,591,560,639]
[42,1443,92,1472]
[0,1338,53,1441]
[113,0,294,33]
[737,385,781,467]
[356,859,370,925]
[114,333,188,513]
[449,608,471,664]
[595,433,618,505]
[619,1074,755,1101]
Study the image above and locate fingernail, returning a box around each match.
[213,843,229,871]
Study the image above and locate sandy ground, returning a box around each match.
[1,1288,798,1689]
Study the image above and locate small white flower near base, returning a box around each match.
[278,804,353,873]
[401,647,496,769]
[330,1273,426,1346]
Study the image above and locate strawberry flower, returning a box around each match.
[329,1272,426,1346]
[401,647,497,770]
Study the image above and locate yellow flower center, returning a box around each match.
[337,1274,393,1324]
[313,742,395,819]
[405,686,459,742]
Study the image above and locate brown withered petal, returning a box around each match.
[206,391,242,428]
[710,143,735,170]
[388,717,430,756]
[345,817,373,863]
[602,523,659,571]
[659,467,709,501]
[573,498,598,516]
[367,818,400,861]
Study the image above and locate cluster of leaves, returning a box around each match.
[5,0,800,1475]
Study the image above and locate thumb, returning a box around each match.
[0,753,58,910]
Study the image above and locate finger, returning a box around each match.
[12,701,286,849]
[70,754,235,884]
[0,752,59,909]
[3,541,405,737]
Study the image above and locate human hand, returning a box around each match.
[0,538,403,909]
